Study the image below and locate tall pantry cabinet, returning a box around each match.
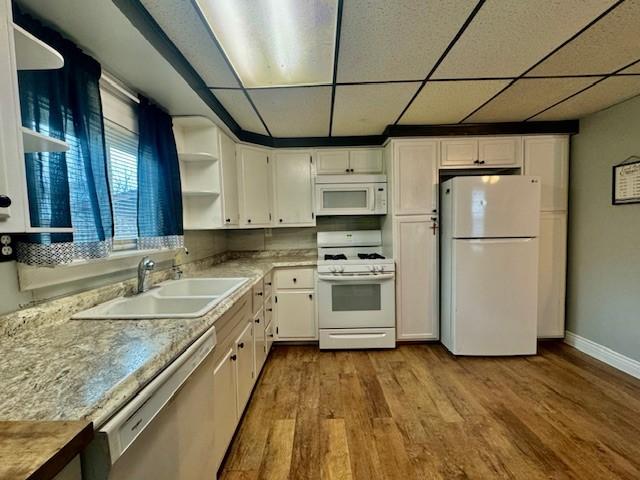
[383,140,440,341]
[524,136,569,338]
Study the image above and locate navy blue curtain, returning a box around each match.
[14,8,113,265]
[136,97,183,250]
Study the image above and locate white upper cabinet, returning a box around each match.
[315,148,383,174]
[349,149,383,173]
[441,137,522,168]
[391,140,438,215]
[524,136,568,211]
[316,149,349,174]
[237,145,272,227]
[273,151,314,226]
[440,139,478,167]
[219,130,239,226]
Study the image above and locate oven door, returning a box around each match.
[317,273,395,328]
[315,183,375,216]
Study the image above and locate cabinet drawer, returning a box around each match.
[264,271,273,298]
[276,268,315,289]
[252,278,264,315]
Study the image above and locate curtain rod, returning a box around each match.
[100,72,140,104]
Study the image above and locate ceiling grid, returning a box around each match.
[126,0,640,145]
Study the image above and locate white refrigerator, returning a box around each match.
[440,176,541,356]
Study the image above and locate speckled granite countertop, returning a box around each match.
[0,253,316,428]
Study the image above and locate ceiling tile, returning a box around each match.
[211,89,268,135]
[532,76,640,121]
[619,61,640,75]
[140,0,239,88]
[337,0,477,82]
[332,83,420,135]
[249,87,332,137]
[527,1,640,76]
[433,0,615,79]
[466,77,602,122]
[398,80,510,124]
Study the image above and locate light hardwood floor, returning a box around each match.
[219,343,640,480]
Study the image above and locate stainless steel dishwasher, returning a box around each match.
[83,326,217,480]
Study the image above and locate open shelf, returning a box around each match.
[178,152,218,163]
[183,190,220,197]
[13,24,64,71]
[21,127,69,153]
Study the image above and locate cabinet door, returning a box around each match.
[393,141,438,215]
[254,309,266,373]
[213,348,238,471]
[275,291,316,339]
[265,321,274,355]
[238,146,271,227]
[350,149,383,173]
[219,131,239,226]
[395,216,439,340]
[524,136,568,211]
[175,351,217,480]
[440,139,478,167]
[0,4,27,232]
[316,149,349,174]
[537,212,567,338]
[478,137,522,167]
[273,151,314,225]
[235,321,255,414]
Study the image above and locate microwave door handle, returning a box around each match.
[368,186,375,211]
[318,273,395,281]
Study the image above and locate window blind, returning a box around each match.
[105,119,139,242]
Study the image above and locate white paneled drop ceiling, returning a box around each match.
[138,0,640,138]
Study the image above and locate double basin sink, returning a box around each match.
[73,277,249,320]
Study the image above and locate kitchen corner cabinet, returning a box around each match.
[524,136,569,211]
[315,148,383,174]
[392,140,438,215]
[274,267,317,340]
[440,137,522,168]
[273,151,315,226]
[394,215,439,340]
[237,145,272,227]
[537,211,567,338]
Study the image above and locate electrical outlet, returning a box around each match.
[0,234,15,262]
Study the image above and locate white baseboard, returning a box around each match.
[564,331,640,380]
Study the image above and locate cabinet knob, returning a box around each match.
[257,292,263,296]
[292,278,297,283]
[255,318,260,324]
[345,168,350,173]
[279,218,283,223]
[473,159,480,164]
[308,294,313,300]
[0,195,11,208]
[267,308,273,312]
[350,168,354,173]
[479,160,486,165]
[238,342,244,349]
[226,218,231,223]
[268,334,274,338]
[230,354,237,361]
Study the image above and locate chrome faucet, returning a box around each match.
[137,256,156,294]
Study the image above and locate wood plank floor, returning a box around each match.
[219,343,640,480]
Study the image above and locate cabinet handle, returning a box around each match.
[308,294,313,300]
[230,354,237,361]
[238,342,244,349]
[247,219,252,223]
[0,195,11,208]
[267,308,273,312]
[268,334,274,338]
[479,160,486,165]
[345,168,349,173]
[292,278,297,283]
[279,218,283,223]
[473,159,480,164]
[255,318,260,324]
[266,282,272,286]
[225,218,231,223]
[257,292,263,296]
[350,168,354,173]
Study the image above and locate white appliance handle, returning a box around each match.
[329,332,387,339]
[463,238,535,243]
[318,273,395,282]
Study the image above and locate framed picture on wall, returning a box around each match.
[612,157,640,205]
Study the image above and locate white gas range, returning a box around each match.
[317,230,396,350]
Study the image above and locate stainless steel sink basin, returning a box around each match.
[73,277,249,320]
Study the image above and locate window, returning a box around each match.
[101,77,140,250]
[105,120,138,245]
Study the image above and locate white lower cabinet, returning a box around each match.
[394,215,439,340]
[234,321,254,414]
[537,211,567,338]
[212,347,238,471]
[275,291,316,339]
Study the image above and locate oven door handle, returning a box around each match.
[318,273,395,282]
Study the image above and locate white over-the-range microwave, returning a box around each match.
[314,174,387,216]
